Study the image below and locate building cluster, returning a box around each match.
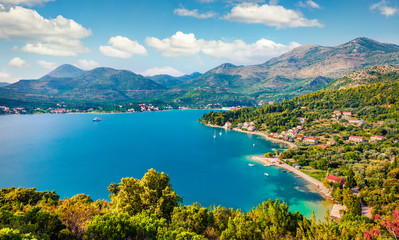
[236,121,256,132]
[139,104,159,112]
[270,125,304,141]
[332,110,365,126]
[50,108,67,114]
[0,106,25,114]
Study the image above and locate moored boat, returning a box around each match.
[93,117,102,122]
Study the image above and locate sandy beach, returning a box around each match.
[249,155,333,199]
[205,123,333,200]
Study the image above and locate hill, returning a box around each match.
[3,67,166,102]
[42,64,87,79]
[0,82,10,87]
[148,72,201,87]
[179,37,399,104]
[323,65,399,91]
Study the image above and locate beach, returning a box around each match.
[205,123,333,200]
[249,155,333,199]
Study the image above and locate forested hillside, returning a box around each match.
[1,169,397,240]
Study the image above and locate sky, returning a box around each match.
[0,0,398,82]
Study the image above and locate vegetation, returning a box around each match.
[201,75,399,237]
[1,169,398,239]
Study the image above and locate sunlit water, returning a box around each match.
[0,110,331,219]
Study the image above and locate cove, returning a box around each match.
[0,110,330,219]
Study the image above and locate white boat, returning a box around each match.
[253,144,255,147]
[93,117,101,122]
[213,135,216,139]
[248,164,255,167]
[264,173,269,176]
[219,132,222,136]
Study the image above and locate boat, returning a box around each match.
[248,164,255,167]
[264,173,269,176]
[93,117,102,122]
[213,135,216,139]
[219,132,222,136]
[264,164,271,167]
[280,170,287,172]
[253,144,255,147]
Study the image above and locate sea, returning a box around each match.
[0,110,331,219]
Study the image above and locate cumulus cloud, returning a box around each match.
[370,0,398,17]
[0,72,11,81]
[99,36,148,59]
[174,7,216,19]
[37,60,57,70]
[146,31,300,64]
[198,0,215,3]
[142,67,185,77]
[146,32,201,57]
[0,0,54,6]
[0,5,91,56]
[224,3,323,28]
[75,59,100,70]
[298,0,320,9]
[8,57,29,68]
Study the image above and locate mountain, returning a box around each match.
[3,67,166,101]
[0,82,10,87]
[323,65,399,91]
[43,64,87,79]
[181,37,399,103]
[1,37,399,106]
[148,72,202,87]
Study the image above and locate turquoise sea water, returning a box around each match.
[0,110,330,219]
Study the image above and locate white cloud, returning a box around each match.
[298,0,320,9]
[0,5,91,56]
[224,3,323,28]
[99,36,148,59]
[75,59,100,70]
[37,60,57,70]
[8,57,29,68]
[146,31,300,64]
[174,7,216,19]
[142,67,185,77]
[198,0,215,3]
[0,0,54,6]
[370,0,398,17]
[0,72,11,81]
[146,32,201,57]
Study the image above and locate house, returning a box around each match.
[247,126,256,132]
[333,110,342,116]
[297,117,306,125]
[293,163,301,169]
[327,140,337,146]
[317,145,329,149]
[297,136,303,141]
[349,136,366,143]
[343,112,352,119]
[326,175,345,185]
[348,118,365,126]
[370,135,386,142]
[224,122,232,128]
[243,122,250,129]
[305,137,319,145]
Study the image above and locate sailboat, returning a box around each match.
[93,117,101,122]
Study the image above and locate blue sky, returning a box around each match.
[0,0,398,82]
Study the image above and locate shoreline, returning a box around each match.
[205,123,333,200]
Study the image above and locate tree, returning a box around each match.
[110,169,182,220]
[345,168,357,189]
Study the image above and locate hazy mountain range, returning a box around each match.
[1,37,399,106]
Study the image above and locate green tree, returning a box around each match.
[110,169,182,220]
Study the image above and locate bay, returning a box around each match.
[0,110,330,219]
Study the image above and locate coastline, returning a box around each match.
[205,123,333,200]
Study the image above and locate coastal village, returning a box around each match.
[217,108,393,219]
